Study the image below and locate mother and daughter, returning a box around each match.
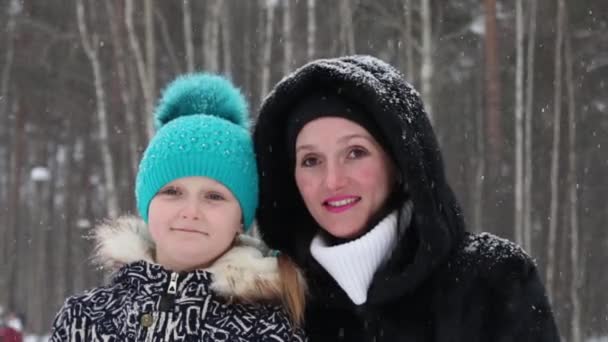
[52,56,560,341]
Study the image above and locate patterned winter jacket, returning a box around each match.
[50,216,306,341]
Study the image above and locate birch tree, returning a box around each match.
[282,0,293,74]
[483,0,502,163]
[126,0,154,139]
[514,0,525,247]
[221,3,232,76]
[0,0,21,307]
[402,0,415,79]
[546,0,565,300]
[307,0,316,60]
[565,9,581,342]
[260,0,277,102]
[183,0,194,73]
[145,0,156,103]
[106,1,139,175]
[523,0,538,254]
[339,0,355,55]
[203,0,222,73]
[420,0,433,123]
[76,0,119,219]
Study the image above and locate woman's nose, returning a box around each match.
[324,162,347,191]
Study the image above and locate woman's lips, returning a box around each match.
[322,196,361,213]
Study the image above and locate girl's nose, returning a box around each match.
[180,200,201,220]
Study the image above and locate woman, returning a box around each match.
[253,55,559,341]
[51,73,306,341]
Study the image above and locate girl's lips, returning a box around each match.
[322,196,361,213]
[171,227,208,236]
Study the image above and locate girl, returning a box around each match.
[51,74,306,341]
[253,55,559,341]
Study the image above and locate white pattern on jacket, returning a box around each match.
[50,216,306,342]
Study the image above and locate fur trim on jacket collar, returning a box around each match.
[93,215,289,303]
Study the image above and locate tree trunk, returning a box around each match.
[420,0,433,123]
[546,0,565,301]
[77,0,119,218]
[523,0,537,254]
[307,0,316,60]
[339,0,355,55]
[483,0,502,163]
[564,9,581,342]
[260,0,276,103]
[473,42,485,233]
[204,0,222,73]
[282,0,293,74]
[145,0,156,102]
[402,0,415,79]
[514,0,525,246]
[0,0,20,307]
[221,3,232,76]
[126,0,154,139]
[6,97,25,311]
[183,0,195,73]
[156,8,182,75]
[106,0,139,176]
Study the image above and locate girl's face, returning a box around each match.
[294,117,397,240]
[148,176,242,271]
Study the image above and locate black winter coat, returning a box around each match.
[253,55,560,341]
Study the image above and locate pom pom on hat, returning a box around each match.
[136,73,258,230]
[154,73,249,130]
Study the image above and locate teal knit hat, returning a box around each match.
[135,73,258,230]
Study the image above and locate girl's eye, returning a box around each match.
[347,147,369,159]
[300,156,320,168]
[159,187,180,196]
[206,192,225,201]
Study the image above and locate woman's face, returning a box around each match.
[294,117,397,239]
[148,176,242,271]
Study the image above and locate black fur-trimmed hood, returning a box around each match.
[253,55,466,303]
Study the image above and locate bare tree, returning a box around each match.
[260,0,277,102]
[221,4,232,76]
[183,0,195,73]
[564,9,581,342]
[282,0,293,74]
[402,0,415,79]
[483,0,502,163]
[307,0,316,60]
[156,8,182,75]
[546,0,565,300]
[145,0,156,102]
[523,0,538,254]
[514,0,525,246]
[6,98,25,311]
[420,0,433,123]
[203,0,222,73]
[0,0,21,305]
[76,0,119,219]
[106,1,139,176]
[339,0,355,55]
[126,0,154,139]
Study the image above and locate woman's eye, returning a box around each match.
[206,192,225,201]
[347,147,369,159]
[159,187,180,196]
[300,156,319,167]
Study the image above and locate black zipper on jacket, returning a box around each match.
[159,271,179,311]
